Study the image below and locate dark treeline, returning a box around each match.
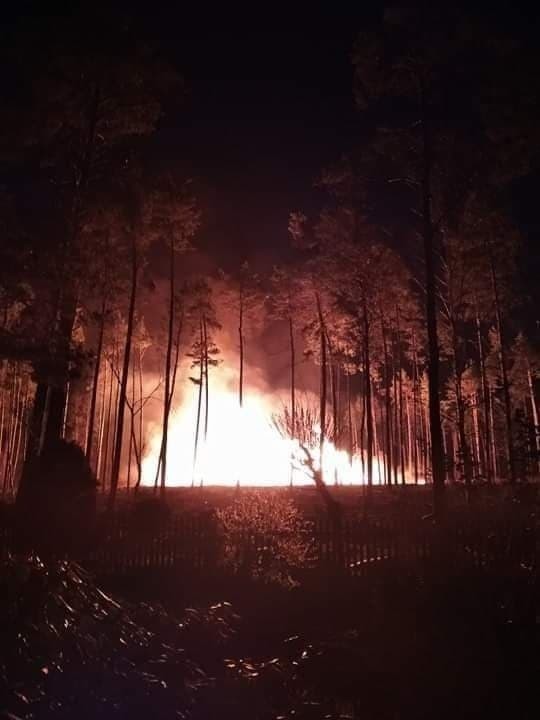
[0,8,539,511]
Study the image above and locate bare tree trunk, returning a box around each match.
[412,333,419,484]
[86,298,106,463]
[101,360,114,493]
[347,373,354,465]
[424,397,431,483]
[475,307,493,483]
[192,319,204,487]
[452,323,472,487]
[489,385,498,479]
[362,303,373,486]
[486,241,515,482]
[289,315,296,486]
[137,347,144,488]
[327,338,339,485]
[420,79,445,514]
[0,366,6,494]
[110,232,138,505]
[316,294,327,483]
[405,390,412,482]
[127,356,136,492]
[110,345,120,481]
[95,365,106,481]
[377,394,387,485]
[203,315,209,447]
[472,396,482,480]
[359,382,366,479]
[381,322,392,485]
[239,289,244,409]
[158,233,175,493]
[526,363,540,473]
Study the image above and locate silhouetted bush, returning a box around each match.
[15,440,96,556]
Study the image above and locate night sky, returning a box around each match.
[143,6,539,322]
[136,8,383,265]
[2,4,539,321]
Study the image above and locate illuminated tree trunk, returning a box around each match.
[527,363,540,472]
[347,373,354,465]
[359,375,366,478]
[412,333,419,484]
[316,293,327,483]
[192,319,204,487]
[392,354,399,484]
[405,391,412,482]
[127,358,135,492]
[381,321,392,486]
[238,286,244,409]
[487,239,515,483]
[475,307,493,483]
[0,366,6,494]
[110,231,138,505]
[203,315,209,448]
[289,315,296,486]
[489,386,498,479]
[157,233,176,493]
[362,301,374,486]
[472,397,482,479]
[101,360,114,493]
[398,369,405,484]
[95,365,106,480]
[451,319,472,487]
[326,333,339,485]
[420,80,445,514]
[86,298,106,464]
[137,347,143,488]
[423,394,431,483]
[376,393,387,484]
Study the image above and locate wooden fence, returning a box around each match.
[3,510,535,578]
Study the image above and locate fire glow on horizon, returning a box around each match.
[140,364,388,488]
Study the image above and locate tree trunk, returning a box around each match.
[412,333,419,484]
[192,319,204,487]
[475,307,493,483]
[362,303,373,486]
[486,240,515,482]
[110,232,138,505]
[101,359,114,493]
[347,373,354,464]
[381,321,392,485]
[289,315,296,486]
[203,315,209,447]
[158,234,176,493]
[239,289,244,409]
[86,298,106,463]
[526,363,540,472]
[452,322,472,487]
[420,79,445,514]
[316,294,327,483]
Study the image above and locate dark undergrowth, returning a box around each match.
[1,551,539,720]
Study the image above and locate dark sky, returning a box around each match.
[136,9,382,267]
[3,4,539,325]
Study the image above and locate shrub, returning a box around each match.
[15,439,96,556]
[216,491,313,587]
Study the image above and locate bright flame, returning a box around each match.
[141,368,385,487]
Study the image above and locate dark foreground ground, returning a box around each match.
[2,485,539,719]
[2,554,538,720]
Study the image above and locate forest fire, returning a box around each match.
[141,367,384,487]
